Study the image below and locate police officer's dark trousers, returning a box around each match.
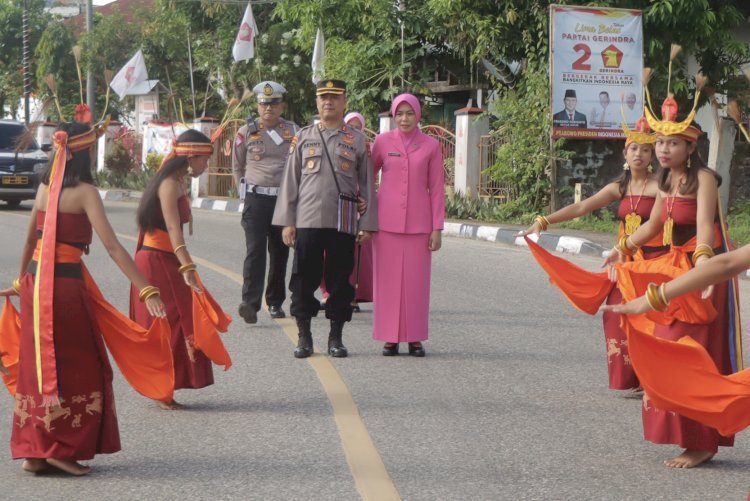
[241,192,289,311]
[290,228,355,322]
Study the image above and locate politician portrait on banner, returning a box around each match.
[550,5,644,140]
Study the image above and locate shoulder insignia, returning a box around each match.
[289,135,299,153]
[235,132,245,147]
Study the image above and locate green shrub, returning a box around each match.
[144,152,164,173]
[727,199,750,247]
[104,142,137,176]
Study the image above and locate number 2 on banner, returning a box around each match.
[572,43,591,70]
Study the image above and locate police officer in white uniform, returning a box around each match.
[273,80,377,358]
[233,81,298,324]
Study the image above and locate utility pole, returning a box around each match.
[22,0,31,124]
[85,0,95,118]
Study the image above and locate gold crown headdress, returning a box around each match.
[643,44,706,142]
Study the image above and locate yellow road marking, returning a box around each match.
[116,233,401,501]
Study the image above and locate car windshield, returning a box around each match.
[0,123,39,152]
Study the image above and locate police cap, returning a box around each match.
[316,79,346,96]
[253,81,286,104]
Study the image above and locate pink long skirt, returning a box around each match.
[372,231,431,343]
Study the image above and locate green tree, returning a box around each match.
[0,0,48,118]
[78,10,141,121]
[34,21,78,120]
[274,0,462,119]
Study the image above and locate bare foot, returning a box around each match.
[156,399,184,410]
[663,450,715,468]
[45,458,91,476]
[22,458,47,473]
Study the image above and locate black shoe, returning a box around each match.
[351,301,361,313]
[382,343,399,356]
[408,342,425,357]
[294,317,313,359]
[328,320,348,358]
[238,302,258,324]
[269,305,286,319]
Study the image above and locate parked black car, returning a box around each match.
[0,120,51,208]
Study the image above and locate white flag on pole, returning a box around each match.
[233,2,258,62]
[110,50,148,101]
[311,28,325,83]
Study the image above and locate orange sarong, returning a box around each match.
[140,229,232,370]
[623,318,750,437]
[0,243,175,403]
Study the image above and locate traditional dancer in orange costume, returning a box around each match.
[598,97,750,449]
[600,47,741,469]
[521,113,662,390]
[130,129,232,410]
[0,106,172,475]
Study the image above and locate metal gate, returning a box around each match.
[478,134,516,202]
[420,125,455,187]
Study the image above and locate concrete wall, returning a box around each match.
[555,136,712,208]
[554,140,625,208]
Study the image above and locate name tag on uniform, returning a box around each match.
[267,129,284,146]
[387,152,401,156]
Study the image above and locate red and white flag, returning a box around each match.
[232,2,258,62]
[110,50,148,101]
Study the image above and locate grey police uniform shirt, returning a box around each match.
[232,118,299,188]
[272,123,378,232]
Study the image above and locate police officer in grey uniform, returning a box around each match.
[273,79,377,358]
[233,81,298,324]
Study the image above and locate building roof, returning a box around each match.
[64,0,155,33]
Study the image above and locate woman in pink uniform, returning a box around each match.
[370,94,445,356]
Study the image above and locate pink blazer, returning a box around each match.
[371,130,445,234]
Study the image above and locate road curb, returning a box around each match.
[96,189,750,278]
[443,221,609,258]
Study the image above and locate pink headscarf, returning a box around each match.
[344,112,366,130]
[390,93,421,122]
[390,93,422,149]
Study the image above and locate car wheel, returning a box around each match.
[5,200,21,208]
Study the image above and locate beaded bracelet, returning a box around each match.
[138,285,160,302]
[178,263,197,274]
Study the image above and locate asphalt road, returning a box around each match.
[0,200,748,500]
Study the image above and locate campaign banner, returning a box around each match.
[550,5,643,140]
[141,121,189,166]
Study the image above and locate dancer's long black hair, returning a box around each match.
[136,129,210,232]
[41,121,95,188]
